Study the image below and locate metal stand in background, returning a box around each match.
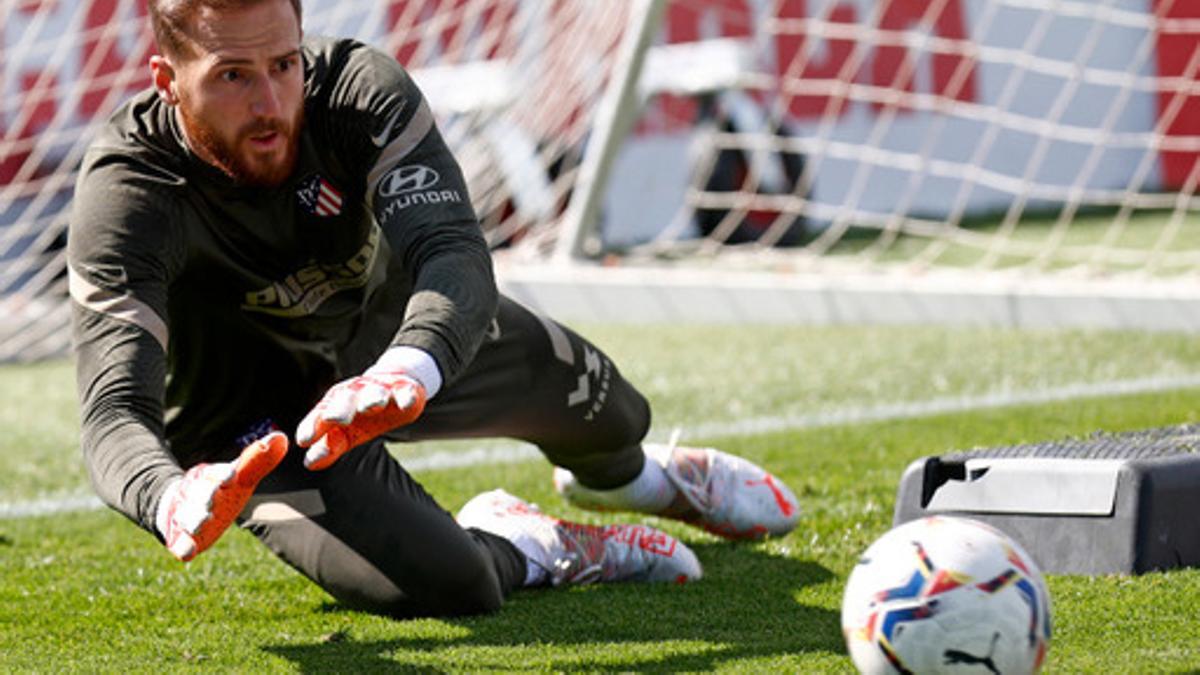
[893,424,1200,575]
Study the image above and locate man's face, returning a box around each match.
[156,0,304,187]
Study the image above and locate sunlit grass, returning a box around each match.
[3,323,1200,670]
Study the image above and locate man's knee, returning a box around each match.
[244,512,507,619]
[374,544,506,618]
[293,546,506,619]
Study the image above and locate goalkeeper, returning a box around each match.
[69,0,799,618]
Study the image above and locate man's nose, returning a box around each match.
[251,77,283,118]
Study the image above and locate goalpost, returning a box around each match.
[1,0,1199,362]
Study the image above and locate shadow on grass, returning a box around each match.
[263,542,842,672]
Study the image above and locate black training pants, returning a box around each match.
[238,296,652,617]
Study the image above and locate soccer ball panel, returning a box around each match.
[841,516,1052,675]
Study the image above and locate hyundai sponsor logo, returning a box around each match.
[376,164,464,219]
[378,164,440,197]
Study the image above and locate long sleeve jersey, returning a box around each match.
[68,36,497,534]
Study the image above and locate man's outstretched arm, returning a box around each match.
[69,171,182,535]
[296,42,497,469]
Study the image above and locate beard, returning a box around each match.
[179,103,304,188]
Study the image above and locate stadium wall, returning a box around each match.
[495,262,1200,331]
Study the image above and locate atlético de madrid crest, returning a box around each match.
[296,174,344,217]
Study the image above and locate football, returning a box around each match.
[841,516,1052,674]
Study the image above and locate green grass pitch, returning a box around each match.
[3,323,1200,671]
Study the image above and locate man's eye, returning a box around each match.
[221,70,241,83]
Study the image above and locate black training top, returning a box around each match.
[68,36,496,533]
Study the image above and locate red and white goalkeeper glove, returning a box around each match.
[156,431,288,562]
[296,347,439,471]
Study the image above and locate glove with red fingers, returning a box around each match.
[296,347,440,471]
[156,431,289,562]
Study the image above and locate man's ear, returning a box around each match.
[150,55,178,105]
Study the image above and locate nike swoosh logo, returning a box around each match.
[83,263,129,286]
[485,319,502,340]
[370,101,407,148]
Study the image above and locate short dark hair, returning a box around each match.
[149,0,302,58]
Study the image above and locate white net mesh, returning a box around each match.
[619,0,1200,281]
[2,0,1199,361]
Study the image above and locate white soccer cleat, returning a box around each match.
[646,442,800,540]
[457,489,702,586]
[555,439,800,541]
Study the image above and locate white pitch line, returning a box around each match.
[5,372,1200,520]
[0,493,104,519]
[683,372,1200,440]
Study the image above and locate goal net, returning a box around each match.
[496,0,1200,330]
[1,0,1199,362]
[611,0,1200,278]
